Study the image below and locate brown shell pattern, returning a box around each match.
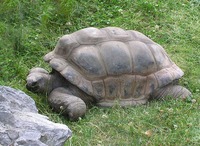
[44,27,183,101]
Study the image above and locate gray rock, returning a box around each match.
[0,86,72,146]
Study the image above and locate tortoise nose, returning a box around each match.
[26,80,37,87]
[26,81,38,92]
[30,81,37,86]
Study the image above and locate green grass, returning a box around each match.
[0,0,200,145]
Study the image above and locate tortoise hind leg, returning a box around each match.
[48,87,86,121]
[150,84,191,100]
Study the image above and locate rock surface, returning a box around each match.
[0,86,72,146]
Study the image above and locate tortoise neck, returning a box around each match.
[49,71,68,94]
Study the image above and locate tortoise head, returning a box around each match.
[26,68,51,94]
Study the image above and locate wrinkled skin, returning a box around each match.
[27,68,61,94]
[26,72,50,93]
[26,68,95,121]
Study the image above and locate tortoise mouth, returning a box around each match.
[26,83,40,93]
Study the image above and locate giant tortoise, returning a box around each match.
[26,27,191,121]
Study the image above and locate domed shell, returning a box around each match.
[44,27,183,101]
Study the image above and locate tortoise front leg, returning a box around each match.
[150,84,191,100]
[48,87,87,121]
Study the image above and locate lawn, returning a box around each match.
[0,0,199,145]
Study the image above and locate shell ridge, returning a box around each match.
[127,30,155,44]
[73,27,108,45]
[64,63,183,81]
[165,67,175,81]
[172,64,184,77]
[100,28,112,40]
[158,44,173,66]
[96,44,109,76]
[101,27,132,41]
[126,42,134,73]
[153,72,160,88]
[102,80,107,101]
[153,64,183,88]
[93,45,108,77]
[70,62,101,81]
[67,34,80,57]
[119,78,122,99]
[131,75,136,98]
[91,80,105,100]
[149,43,173,70]
[143,76,149,96]
[145,75,156,95]
[49,58,68,72]
[147,44,159,71]
[103,79,108,100]
[53,34,80,59]
[100,28,113,40]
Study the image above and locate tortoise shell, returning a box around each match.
[44,27,183,102]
